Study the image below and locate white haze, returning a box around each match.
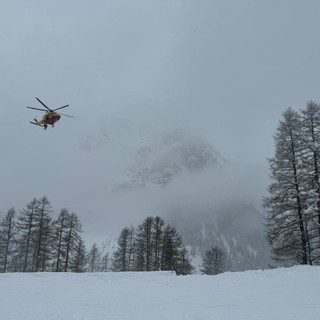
[80,159,267,244]
[1,0,320,246]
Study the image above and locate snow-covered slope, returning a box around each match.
[1,266,319,320]
[0,266,320,320]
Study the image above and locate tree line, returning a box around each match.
[111,216,194,275]
[1,196,225,274]
[264,101,320,266]
[0,196,85,273]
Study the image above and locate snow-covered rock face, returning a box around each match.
[126,129,226,187]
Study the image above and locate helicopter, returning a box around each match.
[26,97,74,129]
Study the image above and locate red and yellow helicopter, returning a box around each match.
[26,97,74,129]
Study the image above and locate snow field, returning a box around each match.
[0,266,319,320]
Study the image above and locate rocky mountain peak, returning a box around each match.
[127,129,226,187]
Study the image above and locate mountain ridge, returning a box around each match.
[116,129,270,272]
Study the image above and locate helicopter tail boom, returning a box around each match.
[29,121,44,127]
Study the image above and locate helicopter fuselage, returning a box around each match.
[43,112,61,125]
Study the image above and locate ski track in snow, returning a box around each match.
[0,266,319,320]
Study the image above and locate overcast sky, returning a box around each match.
[1,0,320,244]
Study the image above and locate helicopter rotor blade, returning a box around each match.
[59,112,75,118]
[53,104,69,111]
[35,97,51,111]
[26,106,48,112]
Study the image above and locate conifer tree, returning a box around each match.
[70,238,87,273]
[161,225,193,274]
[152,216,165,270]
[16,198,39,271]
[201,246,225,275]
[64,212,83,272]
[101,252,110,272]
[0,208,16,272]
[51,208,69,272]
[264,108,309,265]
[176,247,194,275]
[51,209,83,272]
[300,101,320,263]
[161,225,177,271]
[112,227,134,271]
[33,196,53,272]
[87,243,101,272]
[134,217,154,271]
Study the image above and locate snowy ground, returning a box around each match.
[1,266,319,320]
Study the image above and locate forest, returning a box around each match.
[0,197,226,275]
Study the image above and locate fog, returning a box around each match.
[76,137,269,244]
[1,0,320,245]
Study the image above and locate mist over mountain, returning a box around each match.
[112,129,271,272]
[122,129,227,188]
[169,202,271,272]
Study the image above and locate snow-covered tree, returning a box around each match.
[51,208,69,272]
[264,108,309,265]
[16,198,39,271]
[161,225,193,275]
[51,209,83,272]
[112,227,134,271]
[87,243,101,272]
[63,212,83,272]
[134,217,154,271]
[201,246,225,275]
[152,216,165,270]
[33,196,53,272]
[0,208,16,272]
[101,252,110,272]
[70,238,87,273]
[300,101,320,264]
